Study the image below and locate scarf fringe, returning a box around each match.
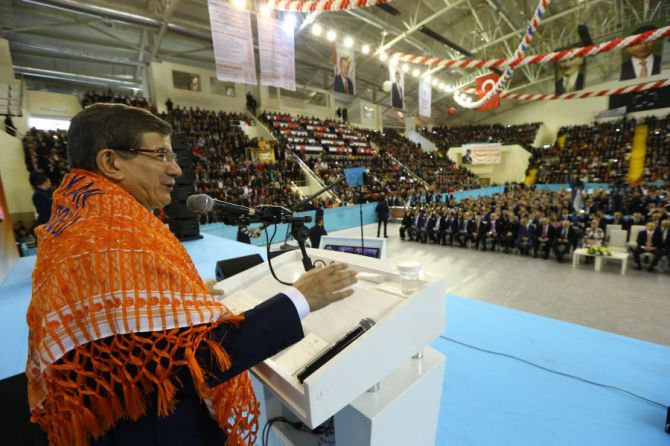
[31,314,257,446]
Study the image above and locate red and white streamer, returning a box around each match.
[454,0,551,109]
[266,0,392,12]
[460,78,670,102]
[393,26,670,70]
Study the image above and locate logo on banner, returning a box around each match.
[476,73,500,111]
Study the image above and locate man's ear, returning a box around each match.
[96,148,124,181]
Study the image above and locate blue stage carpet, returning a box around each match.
[434,295,670,446]
[1,234,668,445]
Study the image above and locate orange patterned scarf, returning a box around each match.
[26,169,258,445]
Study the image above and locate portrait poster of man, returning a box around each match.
[332,44,356,96]
[554,47,586,95]
[619,21,665,81]
[389,65,405,109]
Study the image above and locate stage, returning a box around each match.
[1,233,668,445]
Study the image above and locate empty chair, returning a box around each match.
[627,225,645,250]
[608,229,628,253]
[605,224,622,240]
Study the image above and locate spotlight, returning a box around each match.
[438,82,445,89]
[412,68,420,78]
[389,58,398,67]
[259,3,272,16]
[326,29,337,41]
[311,23,322,36]
[402,63,409,73]
[379,52,388,61]
[344,36,354,48]
[432,79,438,87]
[233,0,246,9]
[423,73,431,82]
[361,44,370,54]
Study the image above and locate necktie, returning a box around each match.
[544,226,548,237]
[399,86,403,101]
[563,229,567,239]
[343,78,348,94]
[646,232,652,250]
[639,60,648,78]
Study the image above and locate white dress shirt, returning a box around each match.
[282,287,311,320]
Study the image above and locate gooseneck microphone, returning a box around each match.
[186,194,257,217]
[297,318,376,383]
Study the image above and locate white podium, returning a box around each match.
[214,248,447,446]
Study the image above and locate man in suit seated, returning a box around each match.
[333,56,355,95]
[456,212,473,247]
[482,212,501,251]
[425,209,439,244]
[399,209,414,240]
[658,219,670,266]
[471,215,486,251]
[515,216,536,256]
[553,220,575,263]
[634,222,663,272]
[407,208,422,241]
[501,215,519,253]
[437,209,448,246]
[415,209,428,243]
[443,211,458,246]
[627,211,646,237]
[534,217,554,259]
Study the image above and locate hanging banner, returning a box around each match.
[619,21,665,81]
[462,143,502,164]
[389,65,405,109]
[258,15,295,91]
[332,43,356,96]
[418,77,431,117]
[207,0,257,85]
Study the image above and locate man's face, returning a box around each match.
[340,59,350,77]
[627,41,655,60]
[116,132,182,209]
[395,72,400,83]
[558,57,583,76]
[646,223,655,232]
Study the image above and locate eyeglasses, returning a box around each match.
[114,147,178,163]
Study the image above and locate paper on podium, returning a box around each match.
[220,289,264,314]
[270,333,329,376]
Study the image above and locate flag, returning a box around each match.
[476,73,500,111]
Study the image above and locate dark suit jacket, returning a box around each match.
[309,224,328,249]
[426,215,438,231]
[376,200,390,221]
[92,294,304,446]
[555,227,576,245]
[333,74,355,95]
[536,224,554,243]
[620,55,662,81]
[636,230,662,249]
[517,224,536,243]
[32,188,53,226]
[392,83,404,108]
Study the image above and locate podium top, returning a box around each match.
[215,248,446,428]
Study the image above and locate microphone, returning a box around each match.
[186,194,257,217]
[296,318,375,383]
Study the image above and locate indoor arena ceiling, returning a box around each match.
[1,0,669,125]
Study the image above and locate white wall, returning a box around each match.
[149,61,247,113]
[448,144,531,184]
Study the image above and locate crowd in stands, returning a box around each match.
[421,123,541,149]
[531,114,669,184]
[81,88,154,111]
[365,129,480,192]
[398,183,669,272]
[22,128,69,187]
[262,112,374,157]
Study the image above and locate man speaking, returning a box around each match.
[26,104,357,446]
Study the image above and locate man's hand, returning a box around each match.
[293,263,358,312]
[204,278,225,296]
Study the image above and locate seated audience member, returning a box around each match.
[659,219,670,264]
[456,212,473,247]
[407,209,422,242]
[415,209,428,243]
[443,211,458,246]
[534,217,554,259]
[399,210,413,240]
[309,217,328,248]
[515,216,536,256]
[583,219,605,248]
[634,222,663,272]
[30,172,53,227]
[426,210,439,244]
[501,215,519,253]
[471,215,485,250]
[553,220,575,263]
[482,212,501,251]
